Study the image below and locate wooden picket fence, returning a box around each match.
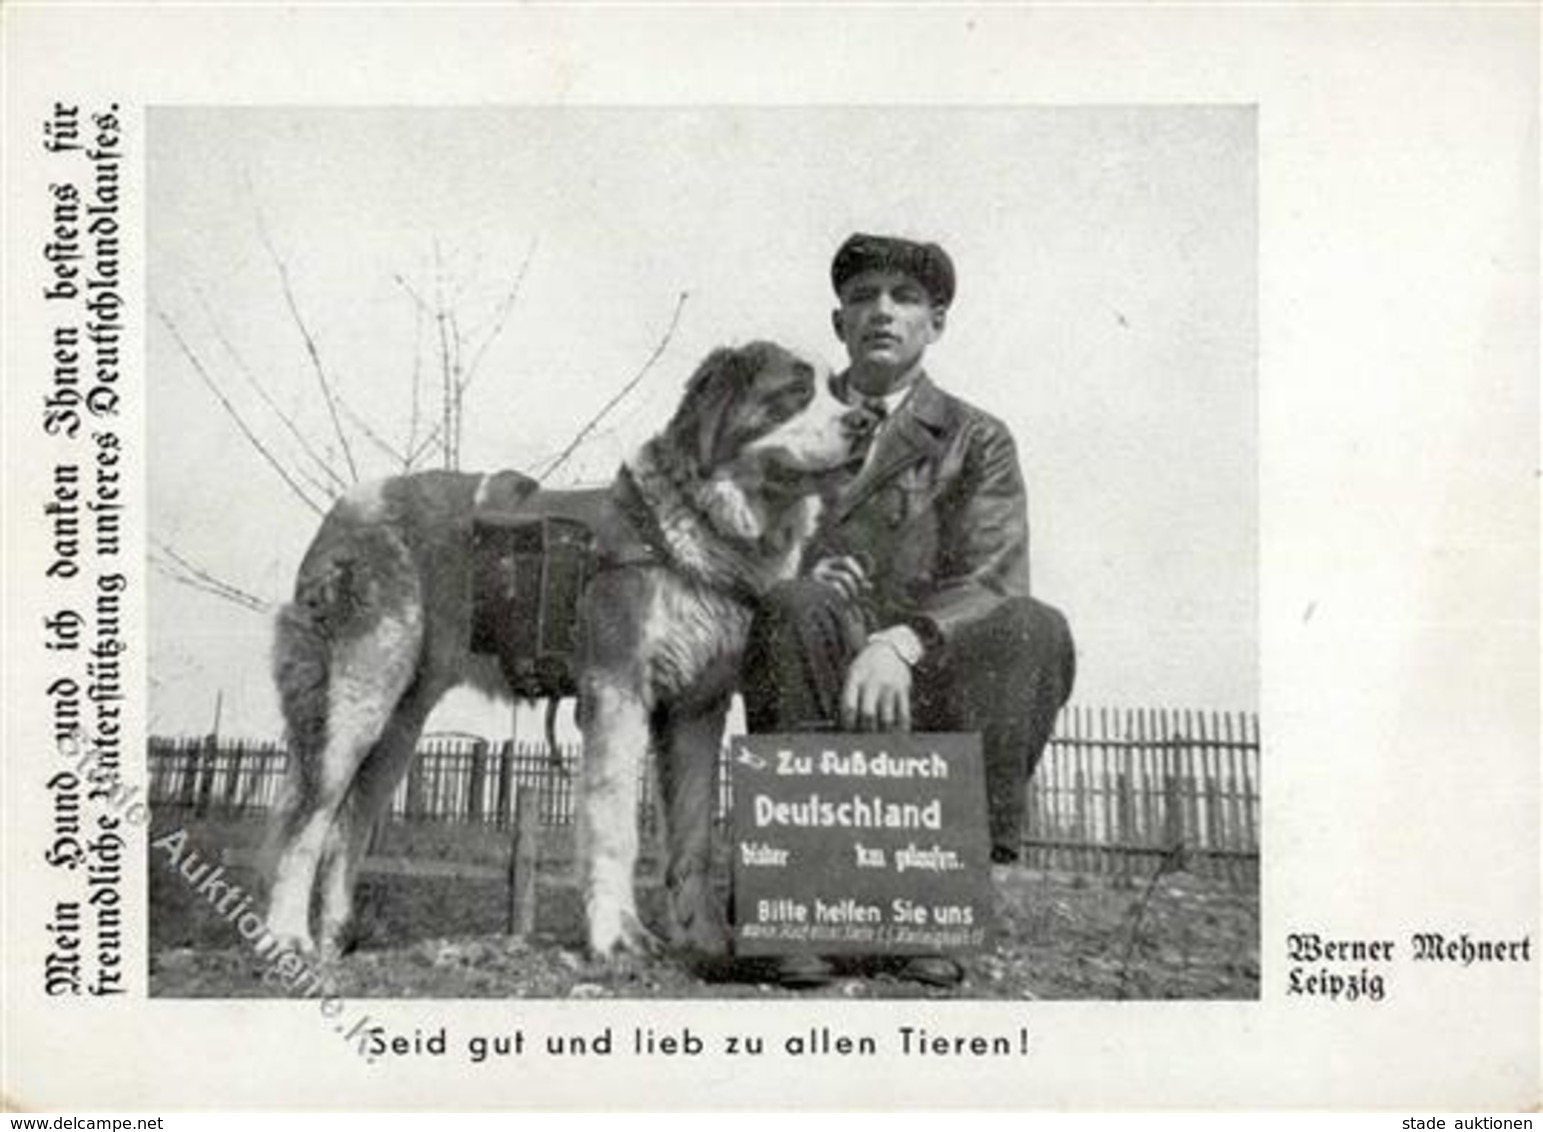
[145,734,660,830]
[147,704,1259,887]
[1022,705,1259,886]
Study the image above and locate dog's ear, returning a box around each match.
[666,344,771,473]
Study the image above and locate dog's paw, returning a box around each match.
[317,934,355,967]
[587,910,664,961]
[253,933,337,996]
[671,903,732,959]
[666,870,732,958]
[263,927,318,962]
[316,916,362,963]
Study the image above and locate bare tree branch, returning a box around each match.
[335,396,409,468]
[294,462,339,502]
[195,288,349,495]
[448,244,482,306]
[155,307,326,515]
[460,237,538,390]
[537,291,690,484]
[433,240,454,470]
[254,206,359,482]
[151,541,272,614]
[407,299,424,471]
[449,308,465,470]
[394,238,539,471]
[437,309,454,468]
[395,274,445,470]
[393,269,446,470]
[392,272,432,314]
[405,426,451,471]
[152,564,270,614]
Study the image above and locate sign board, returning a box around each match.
[730,732,995,957]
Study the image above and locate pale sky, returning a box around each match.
[147,106,1256,738]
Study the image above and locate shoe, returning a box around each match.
[896,955,964,987]
[773,954,834,989]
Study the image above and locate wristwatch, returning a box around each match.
[869,620,937,668]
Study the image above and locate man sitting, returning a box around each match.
[741,232,1076,988]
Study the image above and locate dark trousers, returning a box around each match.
[742,581,1076,861]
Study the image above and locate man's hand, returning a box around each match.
[809,555,871,603]
[841,639,913,732]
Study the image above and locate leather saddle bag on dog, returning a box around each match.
[471,512,595,699]
[470,472,613,699]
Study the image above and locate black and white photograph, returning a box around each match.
[142,106,1257,1002]
[2,4,1535,1115]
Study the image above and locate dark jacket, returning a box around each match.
[812,372,1031,647]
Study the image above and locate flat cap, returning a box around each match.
[831,233,956,307]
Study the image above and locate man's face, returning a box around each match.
[832,268,946,387]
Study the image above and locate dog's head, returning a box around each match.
[664,341,877,489]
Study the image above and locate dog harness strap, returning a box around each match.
[599,465,672,571]
[603,465,763,607]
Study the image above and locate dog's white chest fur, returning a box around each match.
[638,579,756,708]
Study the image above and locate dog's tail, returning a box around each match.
[261,548,366,883]
[260,595,334,887]
[273,584,342,760]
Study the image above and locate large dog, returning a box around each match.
[263,342,876,962]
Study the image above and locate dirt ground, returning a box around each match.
[148,816,1258,1000]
